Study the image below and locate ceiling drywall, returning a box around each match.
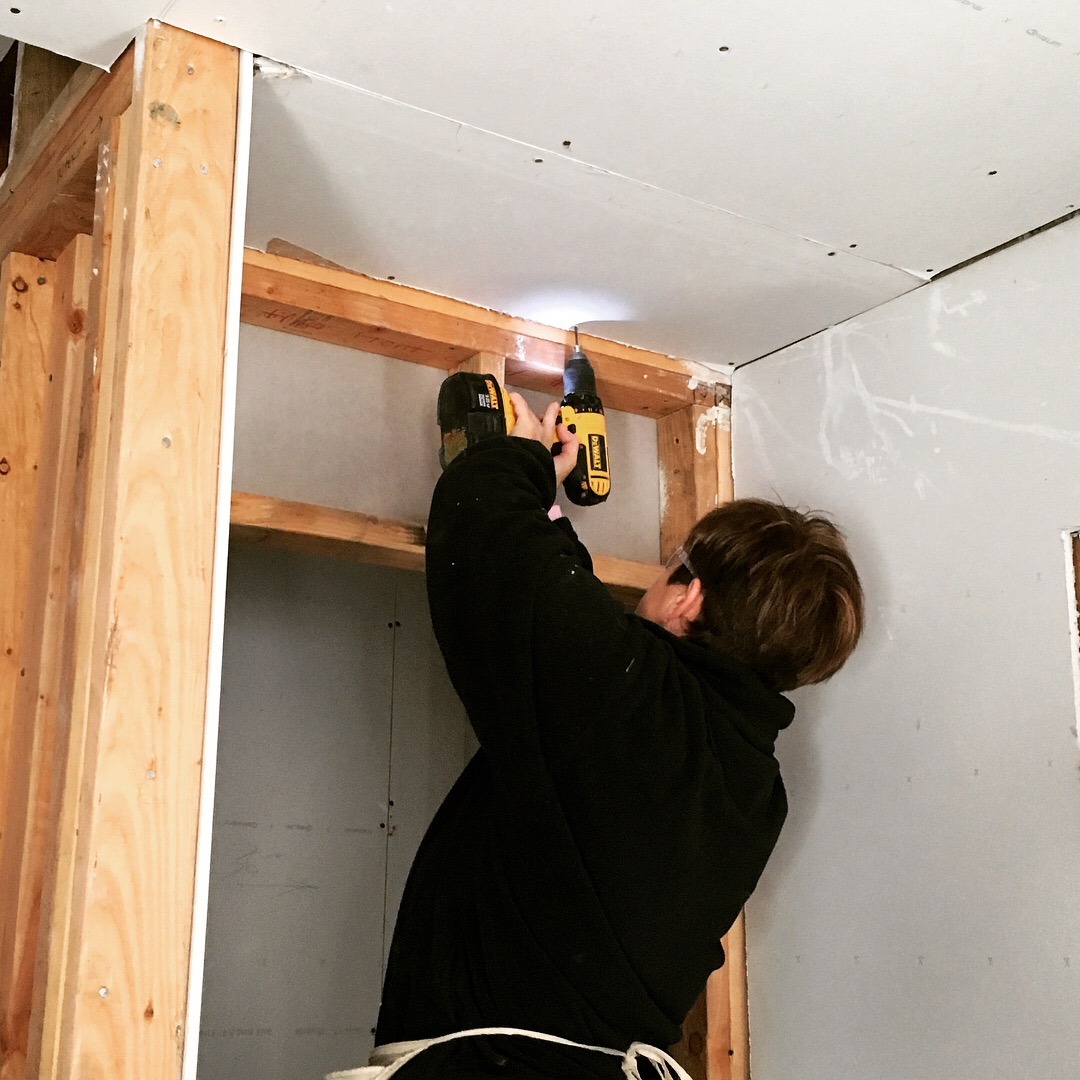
[3,1,1079,368]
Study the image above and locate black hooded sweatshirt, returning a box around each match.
[374,437,793,1079]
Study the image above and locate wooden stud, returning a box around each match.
[27,25,239,1080]
[30,113,132,1080]
[454,349,507,387]
[241,248,709,418]
[657,386,733,561]
[0,254,56,840]
[9,45,82,165]
[658,384,746,1080]
[0,255,57,1080]
[707,914,750,1080]
[0,45,133,261]
[0,235,91,1080]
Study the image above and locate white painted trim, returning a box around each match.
[1062,530,1080,757]
[181,48,254,1080]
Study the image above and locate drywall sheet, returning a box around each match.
[0,2,148,66]
[171,0,1080,275]
[198,545,474,1080]
[242,71,919,369]
[732,217,1080,1078]
[233,323,662,564]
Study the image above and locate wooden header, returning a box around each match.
[240,248,717,418]
[0,46,134,261]
[230,491,659,606]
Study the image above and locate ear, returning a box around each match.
[669,577,704,636]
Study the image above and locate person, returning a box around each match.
[352,393,863,1080]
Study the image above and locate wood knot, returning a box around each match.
[68,307,87,336]
[687,1032,705,1056]
[148,101,181,127]
[144,1001,155,1020]
[0,458,10,476]
[11,276,27,293]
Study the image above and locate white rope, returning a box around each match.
[326,1025,695,1080]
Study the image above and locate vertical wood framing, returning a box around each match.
[659,385,747,1080]
[8,46,83,164]
[0,254,56,1079]
[30,112,133,1080]
[657,386,733,562]
[0,236,91,1080]
[23,23,240,1080]
[454,349,507,387]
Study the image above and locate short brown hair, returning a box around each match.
[669,499,863,691]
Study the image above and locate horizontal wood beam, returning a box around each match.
[241,248,716,419]
[231,492,428,573]
[230,491,659,605]
[0,44,133,261]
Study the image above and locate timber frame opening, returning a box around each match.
[0,22,744,1080]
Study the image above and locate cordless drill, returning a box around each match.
[437,330,610,506]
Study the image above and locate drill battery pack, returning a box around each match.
[437,371,516,470]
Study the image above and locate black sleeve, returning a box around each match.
[425,436,669,774]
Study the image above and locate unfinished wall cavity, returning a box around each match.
[232,323,662,562]
[733,216,1080,1079]
[197,322,665,1079]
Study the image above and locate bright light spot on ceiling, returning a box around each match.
[510,289,636,330]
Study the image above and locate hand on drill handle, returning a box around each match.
[508,393,580,489]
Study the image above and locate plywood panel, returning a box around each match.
[197,546,396,1080]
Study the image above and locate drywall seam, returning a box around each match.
[251,60,925,283]
[181,48,253,1080]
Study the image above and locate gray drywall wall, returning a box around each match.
[200,323,662,1080]
[198,545,475,1080]
[233,324,661,563]
[733,217,1080,1079]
